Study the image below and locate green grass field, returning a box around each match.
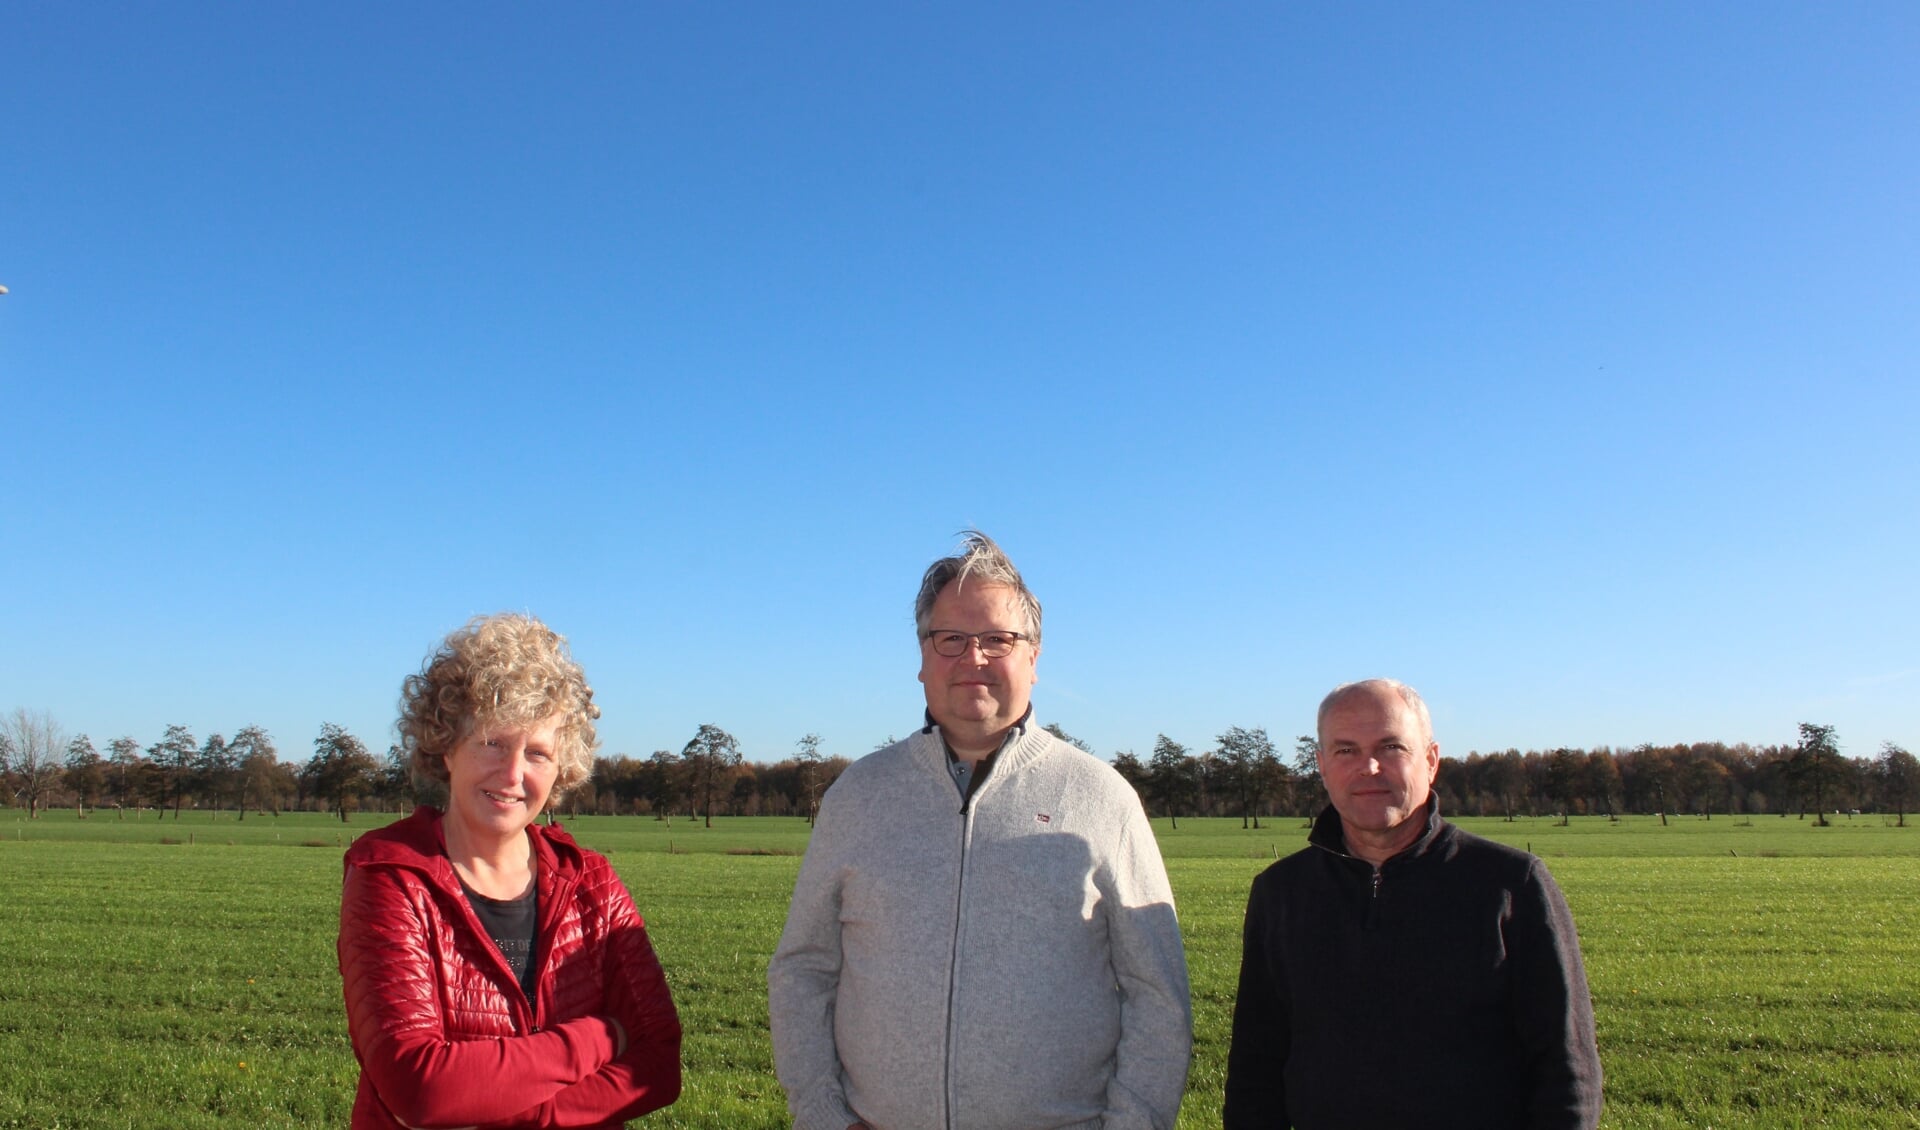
[4,810,1916,1128]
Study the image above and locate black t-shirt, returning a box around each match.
[462,880,539,1002]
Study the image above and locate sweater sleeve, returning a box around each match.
[529,861,685,1128]
[338,862,621,1128]
[1223,871,1291,1130]
[1509,860,1604,1130]
[767,793,863,1130]
[1098,796,1194,1130]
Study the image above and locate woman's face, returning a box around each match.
[443,715,564,845]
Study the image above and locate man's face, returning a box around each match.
[918,581,1038,751]
[1316,685,1439,840]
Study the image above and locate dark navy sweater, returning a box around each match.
[1224,802,1602,1129]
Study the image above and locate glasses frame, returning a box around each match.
[921,629,1030,659]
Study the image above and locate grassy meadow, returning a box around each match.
[3,809,1917,1128]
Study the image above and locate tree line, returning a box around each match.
[0,709,858,827]
[5,708,1914,829]
[1106,721,1918,829]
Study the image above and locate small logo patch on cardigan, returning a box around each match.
[1034,812,1051,824]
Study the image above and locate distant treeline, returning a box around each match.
[1106,722,1917,829]
[5,709,1914,829]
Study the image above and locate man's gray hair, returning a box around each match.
[1317,678,1433,745]
[913,529,1043,645]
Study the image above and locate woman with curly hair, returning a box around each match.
[337,614,681,1129]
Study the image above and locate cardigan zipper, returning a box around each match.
[939,731,1013,1130]
[941,796,975,1130]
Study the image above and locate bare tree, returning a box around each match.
[106,736,143,815]
[228,726,279,819]
[4,708,67,819]
[795,733,824,826]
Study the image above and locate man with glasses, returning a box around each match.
[1224,679,1602,1129]
[769,531,1191,1130]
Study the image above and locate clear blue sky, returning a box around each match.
[4,4,1915,769]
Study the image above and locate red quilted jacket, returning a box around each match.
[338,807,682,1129]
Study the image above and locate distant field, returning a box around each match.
[4,810,1916,1128]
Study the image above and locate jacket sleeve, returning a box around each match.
[1223,871,1291,1130]
[528,862,684,1128]
[767,793,863,1130]
[1509,860,1604,1130]
[1098,797,1194,1130]
[338,862,623,1129]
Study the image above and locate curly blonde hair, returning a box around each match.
[399,613,601,803]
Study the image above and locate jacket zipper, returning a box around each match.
[438,858,577,1036]
[1312,841,1385,928]
[526,867,579,1033]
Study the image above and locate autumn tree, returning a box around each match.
[1687,756,1731,820]
[1484,749,1525,822]
[1582,749,1622,818]
[646,749,687,824]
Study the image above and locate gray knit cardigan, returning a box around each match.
[768,723,1192,1130]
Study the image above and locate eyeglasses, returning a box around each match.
[922,630,1030,658]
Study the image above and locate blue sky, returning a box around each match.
[4,4,1915,768]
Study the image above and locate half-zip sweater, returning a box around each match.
[1224,801,1601,1129]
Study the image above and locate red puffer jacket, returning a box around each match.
[338,807,682,1129]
